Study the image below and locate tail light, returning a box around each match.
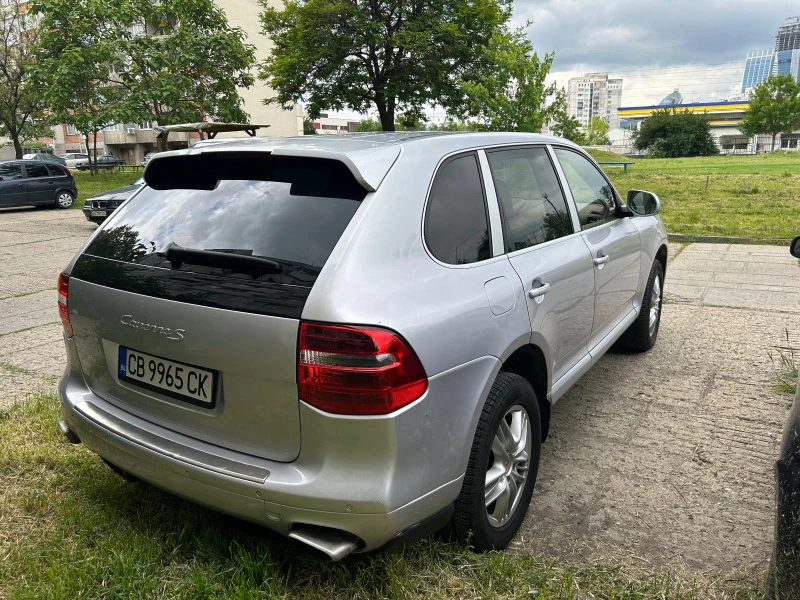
[298,322,427,415]
[58,272,73,337]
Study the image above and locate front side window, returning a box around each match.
[24,162,49,178]
[424,153,491,265]
[554,148,619,230]
[0,163,22,180]
[487,147,573,251]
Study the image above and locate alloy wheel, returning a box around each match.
[649,275,662,337]
[485,404,532,528]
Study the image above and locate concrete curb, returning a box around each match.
[667,233,792,246]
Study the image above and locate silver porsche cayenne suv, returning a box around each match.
[58,132,667,560]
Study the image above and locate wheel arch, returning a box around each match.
[499,343,551,440]
[655,244,667,278]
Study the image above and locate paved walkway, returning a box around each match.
[0,208,95,404]
[1,207,798,572]
[519,241,800,570]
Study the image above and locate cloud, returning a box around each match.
[515,0,799,106]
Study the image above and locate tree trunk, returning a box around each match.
[84,134,94,175]
[12,135,22,159]
[772,133,777,152]
[92,130,99,176]
[157,131,169,152]
[375,91,395,131]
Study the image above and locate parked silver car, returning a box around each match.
[57,132,667,560]
[59,153,90,169]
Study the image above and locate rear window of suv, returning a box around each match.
[82,154,367,289]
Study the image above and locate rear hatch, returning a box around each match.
[67,152,367,461]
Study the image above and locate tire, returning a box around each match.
[54,191,75,209]
[619,260,663,352]
[451,371,541,551]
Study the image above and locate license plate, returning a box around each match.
[90,210,107,217]
[118,347,215,407]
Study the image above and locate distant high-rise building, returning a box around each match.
[741,51,774,93]
[566,73,622,129]
[740,18,800,94]
[772,16,800,80]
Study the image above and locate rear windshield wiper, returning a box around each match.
[158,242,282,275]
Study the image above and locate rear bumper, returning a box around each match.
[58,338,498,552]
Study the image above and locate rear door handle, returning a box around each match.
[593,251,609,268]
[528,281,550,303]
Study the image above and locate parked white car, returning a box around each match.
[59,153,90,169]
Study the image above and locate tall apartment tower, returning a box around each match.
[772,16,800,80]
[566,73,623,129]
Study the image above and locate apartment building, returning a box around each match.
[566,72,623,129]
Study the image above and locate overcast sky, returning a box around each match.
[332,1,798,121]
[519,0,797,107]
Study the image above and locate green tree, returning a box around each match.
[354,118,382,132]
[302,117,318,135]
[739,74,800,151]
[260,0,511,131]
[0,9,47,158]
[32,0,256,152]
[585,116,611,145]
[31,17,121,174]
[457,30,564,132]
[551,113,586,145]
[395,110,427,131]
[429,118,482,131]
[633,108,717,158]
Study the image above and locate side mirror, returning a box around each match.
[626,190,661,216]
[791,235,800,259]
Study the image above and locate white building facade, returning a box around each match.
[566,72,623,129]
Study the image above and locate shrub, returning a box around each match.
[633,108,718,158]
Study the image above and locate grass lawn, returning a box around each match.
[0,394,761,599]
[71,170,141,209]
[69,153,799,241]
[588,150,800,241]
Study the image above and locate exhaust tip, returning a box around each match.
[288,525,361,561]
[58,420,81,444]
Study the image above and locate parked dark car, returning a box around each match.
[765,234,800,600]
[141,151,157,167]
[76,155,125,170]
[81,177,144,223]
[23,153,67,166]
[0,160,78,209]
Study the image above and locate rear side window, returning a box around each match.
[487,147,573,251]
[46,164,66,176]
[83,154,367,288]
[424,153,491,265]
[25,162,49,178]
[0,163,21,180]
